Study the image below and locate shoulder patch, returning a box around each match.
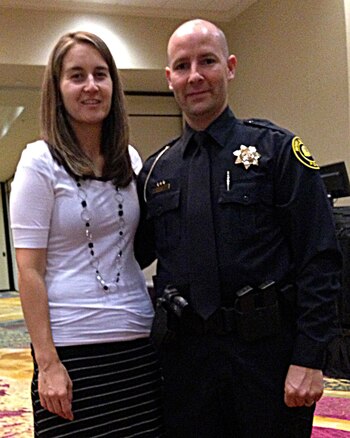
[291,137,319,170]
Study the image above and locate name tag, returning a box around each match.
[152,181,171,194]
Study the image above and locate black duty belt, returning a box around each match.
[164,282,295,341]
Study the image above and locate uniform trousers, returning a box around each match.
[159,328,315,438]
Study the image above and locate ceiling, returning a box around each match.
[0,0,257,22]
[0,0,257,182]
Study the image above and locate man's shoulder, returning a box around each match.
[241,118,294,137]
[143,136,181,166]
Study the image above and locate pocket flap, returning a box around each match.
[219,181,260,205]
[148,190,180,218]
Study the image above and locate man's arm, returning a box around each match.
[273,135,342,406]
[134,162,157,269]
[275,136,342,369]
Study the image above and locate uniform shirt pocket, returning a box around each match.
[218,179,273,241]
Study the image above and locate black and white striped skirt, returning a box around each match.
[31,338,164,437]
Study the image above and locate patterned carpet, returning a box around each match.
[0,292,350,437]
[0,292,33,437]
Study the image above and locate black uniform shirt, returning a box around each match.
[136,107,342,369]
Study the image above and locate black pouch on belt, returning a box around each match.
[234,281,281,342]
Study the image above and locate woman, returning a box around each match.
[10,31,163,437]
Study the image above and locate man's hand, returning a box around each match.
[38,360,74,420]
[284,364,323,408]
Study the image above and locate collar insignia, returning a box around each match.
[233,145,261,169]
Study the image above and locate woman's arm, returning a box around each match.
[16,247,73,421]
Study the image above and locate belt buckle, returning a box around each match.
[203,310,226,335]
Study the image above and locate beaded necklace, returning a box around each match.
[75,176,125,292]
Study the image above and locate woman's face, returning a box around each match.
[59,42,113,132]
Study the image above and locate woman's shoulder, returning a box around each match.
[16,140,58,177]
[20,140,53,166]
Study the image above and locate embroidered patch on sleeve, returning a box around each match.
[291,137,320,169]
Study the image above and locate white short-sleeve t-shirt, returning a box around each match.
[10,141,154,346]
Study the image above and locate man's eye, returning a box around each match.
[174,63,188,71]
[202,58,216,65]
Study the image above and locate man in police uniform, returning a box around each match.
[135,19,342,437]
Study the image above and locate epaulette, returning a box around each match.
[243,118,293,136]
[244,119,320,170]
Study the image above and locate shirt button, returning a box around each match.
[243,195,249,202]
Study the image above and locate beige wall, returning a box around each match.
[344,0,350,131]
[1,2,350,289]
[127,95,182,159]
[0,2,349,204]
[225,0,350,205]
[0,8,179,68]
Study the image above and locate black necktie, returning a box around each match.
[186,132,221,319]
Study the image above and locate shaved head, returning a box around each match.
[167,19,229,63]
[165,18,236,130]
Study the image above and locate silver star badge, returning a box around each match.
[233,145,261,170]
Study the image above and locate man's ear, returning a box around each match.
[227,55,237,81]
[165,66,173,90]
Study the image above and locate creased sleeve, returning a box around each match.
[275,135,342,368]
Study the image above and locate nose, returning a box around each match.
[84,74,98,91]
[188,63,204,83]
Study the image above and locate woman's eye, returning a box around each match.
[96,72,107,79]
[70,73,83,81]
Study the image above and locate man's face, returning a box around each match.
[166,28,236,129]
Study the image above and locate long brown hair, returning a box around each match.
[40,31,132,187]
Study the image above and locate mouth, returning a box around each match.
[186,90,210,98]
[81,99,101,105]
